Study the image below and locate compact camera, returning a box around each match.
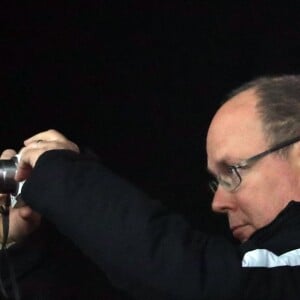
[0,155,24,207]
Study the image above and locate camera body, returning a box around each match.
[0,155,24,207]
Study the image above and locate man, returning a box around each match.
[207,78,300,242]
[8,75,300,299]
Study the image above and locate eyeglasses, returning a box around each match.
[209,135,300,193]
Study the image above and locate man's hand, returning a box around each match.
[16,129,79,182]
[0,129,79,244]
[0,149,41,244]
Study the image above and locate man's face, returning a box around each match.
[206,89,300,242]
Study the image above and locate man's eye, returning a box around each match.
[224,165,236,175]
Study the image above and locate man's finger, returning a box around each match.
[24,129,68,145]
[0,149,17,159]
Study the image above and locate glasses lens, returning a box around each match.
[210,167,241,192]
[209,180,218,193]
[222,167,242,191]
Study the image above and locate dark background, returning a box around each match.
[1,2,300,234]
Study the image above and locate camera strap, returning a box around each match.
[0,195,20,300]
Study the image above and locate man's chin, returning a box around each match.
[232,225,253,242]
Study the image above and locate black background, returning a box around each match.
[1,1,300,234]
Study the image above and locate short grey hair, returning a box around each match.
[226,75,300,151]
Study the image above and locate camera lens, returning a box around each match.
[0,159,18,193]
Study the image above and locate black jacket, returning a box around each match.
[1,220,131,299]
[21,150,300,299]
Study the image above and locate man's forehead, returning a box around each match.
[206,89,266,168]
[208,93,259,139]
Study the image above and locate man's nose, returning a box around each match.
[211,187,236,213]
